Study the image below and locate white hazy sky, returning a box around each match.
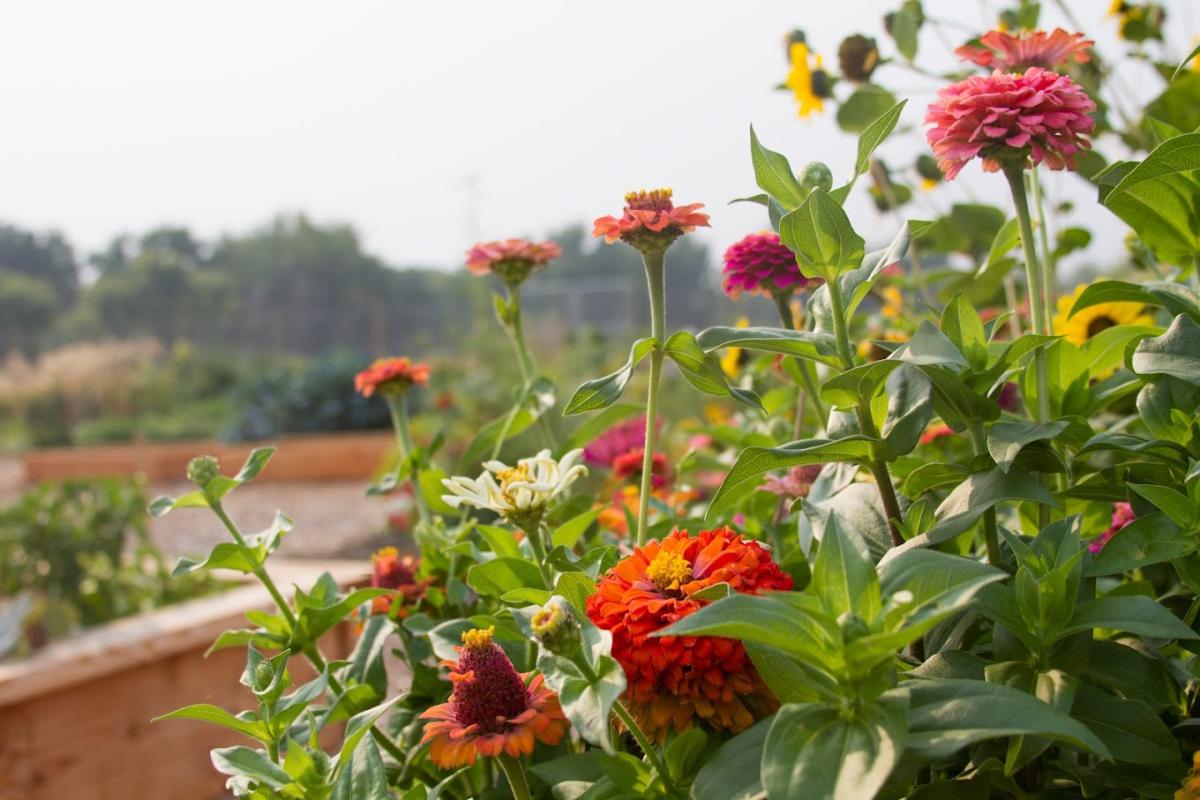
[1,1,1194,271]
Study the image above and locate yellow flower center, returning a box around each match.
[461,626,495,651]
[645,549,692,592]
[497,463,532,494]
[625,188,674,211]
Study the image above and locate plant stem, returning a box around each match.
[523,520,554,590]
[496,753,532,800]
[1004,164,1053,529]
[613,699,675,792]
[773,292,826,429]
[636,251,667,547]
[208,500,408,765]
[505,285,558,451]
[1028,168,1057,330]
[824,272,904,546]
[969,424,1003,568]
[388,394,431,525]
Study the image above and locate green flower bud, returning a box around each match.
[187,455,221,488]
[800,161,833,193]
[838,612,871,645]
[531,596,582,658]
[252,659,275,692]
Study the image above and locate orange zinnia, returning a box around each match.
[465,238,561,284]
[368,546,428,617]
[585,527,792,739]
[354,356,431,398]
[593,189,709,252]
[420,627,569,768]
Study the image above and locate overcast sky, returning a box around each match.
[1,1,1193,273]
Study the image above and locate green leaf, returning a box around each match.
[779,188,866,280]
[987,419,1069,474]
[900,323,970,372]
[763,699,907,800]
[466,557,545,598]
[820,360,902,409]
[563,338,655,415]
[171,542,262,577]
[1070,279,1200,322]
[926,466,1057,543]
[878,549,1003,608]
[474,524,522,559]
[1103,133,1200,267]
[691,719,770,800]
[332,736,389,800]
[337,696,401,767]
[148,490,209,517]
[706,437,875,517]
[1129,482,1199,529]
[538,650,626,752]
[236,447,276,483]
[664,727,708,784]
[551,508,600,549]
[1057,595,1197,641]
[663,330,764,412]
[750,125,808,210]
[1070,685,1179,765]
[889,0,922,61]
[1132,315,1200,385]
[210,746,291,790]
[1171,41,1200,82]
[153,704,269,743]
[942,295,988,370]
[1088,513,1194,575]
[835,86,900,135]
[812,515,880,619]
[695,326,842,368]
[1082,323,1160,379]
[905,678,1111,760]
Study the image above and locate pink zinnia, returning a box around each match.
[612,447,672,488]
[583,416,649,466]
[722,232,821,299]
[956,28,1093,72]
[465,238,561,283]
[762,464,823,500]
[925,67,1095,180]
[593,189,709,250]
[1089,502,1136,554]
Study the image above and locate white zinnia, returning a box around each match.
[441,448,588,523]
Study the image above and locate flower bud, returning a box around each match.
[252,659,275,692]
[799,161,833,193]
[837,34,879,83]
[187,455,221,488]
[531,596,582,658]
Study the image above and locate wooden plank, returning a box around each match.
[0,560,371,800]
[21,431,395,484]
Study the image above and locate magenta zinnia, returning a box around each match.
[722,232,820,299]
[955,28,1093,71]
[925,67,1095,180]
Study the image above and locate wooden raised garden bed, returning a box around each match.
[21,430,394,484]
[0,560,368,800]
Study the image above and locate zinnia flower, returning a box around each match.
[369,547,428,616]
[955,28,1093,71]
[722,232,820,299]
[925,67,1096,180]
[762,464,823,500]
[1088,502,1135,554]
[583,416,647,466]
[919,423,956,445]
[441,449,587,527]
[1177,750,1200,800]
[593,189,709,253]
[612,447,671,489]
[420,627,569,768]
[720,316,751,378]
[1053,282,1155,347]
[585,527,793,739]
[784,40,831,118]
[355,357,431,398]
[465,238,561,285]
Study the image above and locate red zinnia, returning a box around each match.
[583,416,648,466]
[420,627,569,768]
[465,238,561,284]
[585,527,792,739]
[919,423,956,445]
[925,67,1095,180]
[611,447,672,489]
[956,28,1093,71]
[369,546,428,616]
[722,231,821,299]
[593,189,709,251]
[354,357,431,398]
[1089,502,1136,554]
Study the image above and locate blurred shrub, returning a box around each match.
[0,478,224,658]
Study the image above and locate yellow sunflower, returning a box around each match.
[1052,283,1155,346]
[785,42,826,119]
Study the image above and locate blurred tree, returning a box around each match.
[0,223,79,307]
[0,271,58,355]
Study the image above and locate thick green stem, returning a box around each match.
[523,519,554,590]
[1004,164,1053,528]
[824,273,904,546]
[496,753,532,800]
[388,394,431,525]
[636,251,666,547]
[1028,168,1056,331]
[773,292,826,429]
[505,285,558,452]
[969,424,1003,568]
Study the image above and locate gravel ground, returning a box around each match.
[1,455,404,560]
